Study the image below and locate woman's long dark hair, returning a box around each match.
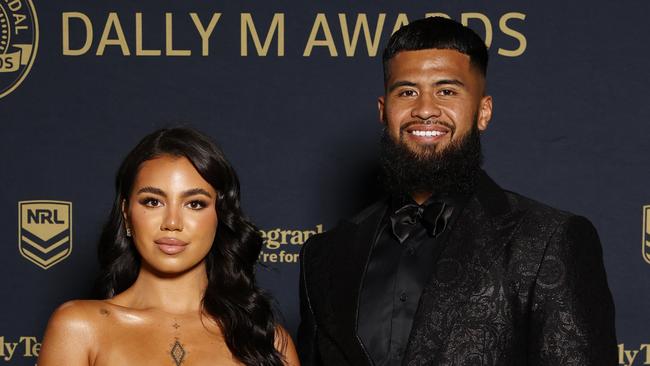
[96,127,285,366]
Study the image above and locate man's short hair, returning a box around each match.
[382,17,489,84]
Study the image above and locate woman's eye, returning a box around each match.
[140,198,162,207]
[187,200,207,210]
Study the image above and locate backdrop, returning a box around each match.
[2,1,649,365]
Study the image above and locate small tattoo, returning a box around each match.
[170,338,186,366]
[99,308,109,316]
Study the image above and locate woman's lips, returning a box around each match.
[154,237,188,255]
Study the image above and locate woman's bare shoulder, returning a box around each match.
[38,300,113,366]
[48,299,114,327]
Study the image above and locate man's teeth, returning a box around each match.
[411,130,444,137]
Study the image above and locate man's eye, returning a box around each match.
[438,89,456,96]
[398,90,417,97]
[187,200,207,210]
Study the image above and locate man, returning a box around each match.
[297,17,617,366]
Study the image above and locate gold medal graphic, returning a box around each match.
[0,0,38,99]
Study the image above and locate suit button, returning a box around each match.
[399,292,407,302]
[407,247,415,256]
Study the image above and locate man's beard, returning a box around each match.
[379,124,483,197]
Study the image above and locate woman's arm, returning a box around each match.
[38,301,95,366]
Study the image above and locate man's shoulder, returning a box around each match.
[301,199,386,257]
[501,189,596,235]
[504,190,572,220]
[478,171,591,228]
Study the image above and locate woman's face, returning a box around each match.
[124,155,218,275]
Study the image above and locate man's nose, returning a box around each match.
[411,94,442,120]
[161,206,183,232]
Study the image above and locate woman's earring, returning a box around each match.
[126,227,132,237]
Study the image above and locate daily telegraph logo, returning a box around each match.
[18,201,72,269]
[0,0,38,99]
[641,205,650,264]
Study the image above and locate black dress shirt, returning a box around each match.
[357,194,464,366]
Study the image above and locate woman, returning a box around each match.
[38,128,299,366]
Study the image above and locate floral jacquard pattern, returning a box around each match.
[404,194,617,366]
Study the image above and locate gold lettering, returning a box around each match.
[338,13,385,57]
[96,13,130,56]
[390,13,409,34]
[303,13,337,57]
[424,13,451,19]
[265,228,281,250]
[260,224,323,251]
[618,344,624,365]
[625,348,640,366]
[12,13,27,34]
[240,13,285,57]
[8,0,21,12]
[190,13,221,56]
[19,337,39,357]
[135,13,161,56]
[165,13,191,56]
[279,250,299,263]
[498,12,527,57]
[260,252,273,262]
[641,344,650,364]
[32,340,41,357]
[3,341,18,361]
[280,229,290,244]
[62,12,93,56]
[290,230,304,245]
[461,12,492,48]
[303,230,316,240]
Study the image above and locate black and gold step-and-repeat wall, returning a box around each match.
[1,1,649,365]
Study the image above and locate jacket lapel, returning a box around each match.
[404,172,525,361]
[328,200,387,366]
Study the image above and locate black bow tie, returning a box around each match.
[389,201,453,244]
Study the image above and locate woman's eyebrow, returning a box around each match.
[181,188,212,198]
[136,186,166,197]
[135,186,213,198]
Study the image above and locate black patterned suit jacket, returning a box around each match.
[297,172,617,366]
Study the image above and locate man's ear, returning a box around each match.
[477,95,493,131]
[378,96,386,125]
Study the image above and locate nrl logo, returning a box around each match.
[0,0,38,99]
[641,206,650,264]
[18,201,72,269]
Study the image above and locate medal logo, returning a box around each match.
[18,201,72,269]
[0,0,38,99]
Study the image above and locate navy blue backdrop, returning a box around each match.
[1,1,649,365]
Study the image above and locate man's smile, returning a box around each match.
[410,130,445,137]
[402,123,451,142]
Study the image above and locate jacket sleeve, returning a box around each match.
[297,239,321,366]
[528,215,617,365]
